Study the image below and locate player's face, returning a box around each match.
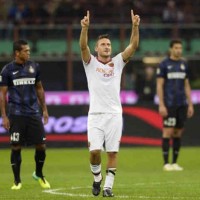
[16,45,30,63]
[170,43,182,59]
[95,38,112,58]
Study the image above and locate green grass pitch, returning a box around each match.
[1,147,200,200]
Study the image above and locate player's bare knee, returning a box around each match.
[35,144,46,151]
[173,128,184,137]
[11,144,21,151]
[90,150,101,157]
[107,152,117,160]
[90,150,101,164]
[163,128,174,138]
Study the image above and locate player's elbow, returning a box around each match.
[80,44,88,51]
[132,42,139,50]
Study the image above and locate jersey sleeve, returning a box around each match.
[0,66,9,86]
[35,62,41,82]
[82,54,93,67]
[185,62,189,79]
[113,53,126,70]
[156,61,166,78]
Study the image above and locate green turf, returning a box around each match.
[1,147,200,200]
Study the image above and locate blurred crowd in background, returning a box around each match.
[0,0,200,98]
[0,0,198,26]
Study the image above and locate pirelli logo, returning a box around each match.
[13,78,35,86]
[167,72,186,79]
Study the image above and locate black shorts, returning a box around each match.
[163,106,187,128]
[9,115,46,146]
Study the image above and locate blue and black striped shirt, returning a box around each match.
[157,57,189,107]
[0,60,41,116]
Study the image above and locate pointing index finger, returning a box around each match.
[131,9,134,16]
[87,10,90,19]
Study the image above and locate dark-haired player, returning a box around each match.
[157,39,194,171]
[0,40,50,189]
[80,10,140,197]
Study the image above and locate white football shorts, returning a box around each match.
[87,113,123,152]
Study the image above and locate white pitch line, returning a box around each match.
[43,188,92,198]
[43,188,200,199]
[43,188,130,198]
[70,186,91,190]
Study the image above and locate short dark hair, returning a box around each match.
[96,34,111,47]
[13,39,28,52]
[97,34,110,41]
[169,39,182,48]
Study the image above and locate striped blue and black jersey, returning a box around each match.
[0,60,41,116]
[157,57,189,107]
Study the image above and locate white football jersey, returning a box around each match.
[83,53,126,113]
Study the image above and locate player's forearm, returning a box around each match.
[0,87,8,117]
[79,27,89,50]
[157,85,165,106]
[122,26,139,61]
[185,83,193,106]
[0,97,7,117]
[129,25,139,50]
[36,88,48,112]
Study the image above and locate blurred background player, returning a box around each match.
[0,40,50,189]
[135,65,156,104]
[79,10,140,197]
[157,39,194,171]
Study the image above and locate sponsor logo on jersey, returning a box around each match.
[96,67,114,77]
[180,64,185,70]
[167,72,186,79]
[13,78,36,85]
[156,68,160,75]
[29,66,35,73]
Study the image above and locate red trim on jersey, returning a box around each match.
[96,56,112,65]
[85,56,91,64]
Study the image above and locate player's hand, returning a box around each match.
[43,111,49,125]
[131,10,140,26]
[187,104,194,118]
[81,10,90,28]
[2,116,10,130]
[159,105,168,117]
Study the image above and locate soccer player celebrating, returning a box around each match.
[79,10,140,197]
[0,40,50,189]
[157,39,194,171]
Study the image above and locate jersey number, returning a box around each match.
[164,118,176,126]
[11,132,20,142]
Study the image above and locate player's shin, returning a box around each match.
[11,149,22,184]
[34,150,46,177]
[90,164,102,182]
[172,137,181,163]
[103,168,116,190]
[162,138,170,164]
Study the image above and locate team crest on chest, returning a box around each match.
[29,66,35,73]
[107,62,114,67]
[180,64,185,70]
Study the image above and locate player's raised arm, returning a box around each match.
[122,10,140,62]
[79,10,91,63]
